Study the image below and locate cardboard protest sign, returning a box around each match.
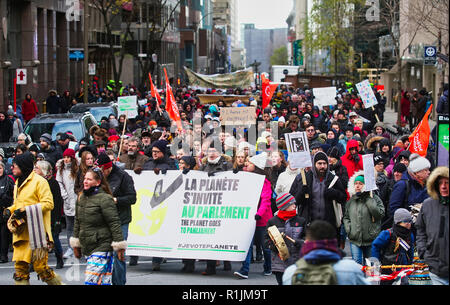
[313,87,337,108]
[356,80,378,108]
[285,132,312,169]
[362,154,378,192]
[118,95,138,118]
[219,107,256,125]
[126,170,265,261]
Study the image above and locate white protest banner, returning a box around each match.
[313,86,337,108]
[285,132,312,169]
[362,154,378,192]
[220,106,256,125]
[356,79,378,108]
[126,170,265,261]
[118,95,138,118]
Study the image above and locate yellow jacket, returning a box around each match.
[8,171,54,262]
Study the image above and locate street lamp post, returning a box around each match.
[83,0,89,104]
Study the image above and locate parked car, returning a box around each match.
[69,102,118,123]
[24,112,97,143]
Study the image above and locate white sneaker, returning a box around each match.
[233,271,248,279]
[63,248,73,259]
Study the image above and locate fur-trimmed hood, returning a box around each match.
[426,166,449,200]
[348,170,366,196]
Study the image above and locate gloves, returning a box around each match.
[134,167,143,175]
[208,172,215,177]
[154,168,161,175]
[14,208,26,220]
[352,154,360,163]
[182,168,190,175]
[254,214,261,221]
[73,247,82,259]
[161,168,168,175]
[2,209,11,223]
[233,168,239,174]
[324,188,341,199]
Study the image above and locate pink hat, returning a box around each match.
[63,148,76,159]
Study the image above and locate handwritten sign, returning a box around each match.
[356,80,378,108]
[220,107,256,125]
[313,87,337,108]
[118,95,138,118]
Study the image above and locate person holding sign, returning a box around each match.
[234,152,273,279]
[289,151,347,236]
[343,171,385,265]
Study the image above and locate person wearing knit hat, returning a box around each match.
[6,151,64,285]
[289,151,347,232]
[345,170,385,265]
[388,153,431,219]
[393,163,407,182]
[371,207,415,283]
[264,192,307,285]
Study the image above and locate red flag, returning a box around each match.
[163,68,183,131]
[261,74,278,110]
[149,73,162,105]
[408,105,433,156]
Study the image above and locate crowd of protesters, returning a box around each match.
[0,80,448,285]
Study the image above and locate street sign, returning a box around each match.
[69,48,84,61]
[16,69,27,85]
[424,46,437,66]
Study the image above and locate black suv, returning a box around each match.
[69,102,118,124]
[24,113,97,143]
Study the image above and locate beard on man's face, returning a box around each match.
[316,166,327,177]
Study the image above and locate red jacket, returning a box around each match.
[341,139,364,179]
[22,98,38,122]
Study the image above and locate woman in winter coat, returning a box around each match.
[343,171,385,265]
[341,139,364,180]
[264,193,306,285]
[70,168,126,285]
[56,148,79,259]
[275,161,300,196]
[21,94,39,123]
[234,152,273,279]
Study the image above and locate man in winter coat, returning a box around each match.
[0,161,14,263]
[416,166,448,285]
[0,112,13,143]
[389,153,430,217]
[141,140,177,172]
[39,133,63,169]
[341,139,364,180]
[289,151,347,235]
[46,90,61,114]
[97,152,137,285]
[437,84,448,115]
[4,152,63,285]
[119,136,149,170]
[327,146,349,190]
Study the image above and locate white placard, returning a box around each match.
[313,86,337,108]
[126,170,265,261]
[285,132,312,169]
[362,154,378,192]
[117,95,138,118]
[356,79,378,108]
[88,63,96,75]
[68,141,78,150]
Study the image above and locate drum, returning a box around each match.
[268,225,290,261]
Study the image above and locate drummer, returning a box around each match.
[264,193,307,285]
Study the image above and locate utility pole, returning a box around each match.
[83,0,89,104]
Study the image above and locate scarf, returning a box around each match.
[83,186,100,197]
[277,210,297,221]
[300,239,341,258]
[207,155,221,165]
[439,195,449,205]
[25,204,49,261]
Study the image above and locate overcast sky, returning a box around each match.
[237,0,293,29]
